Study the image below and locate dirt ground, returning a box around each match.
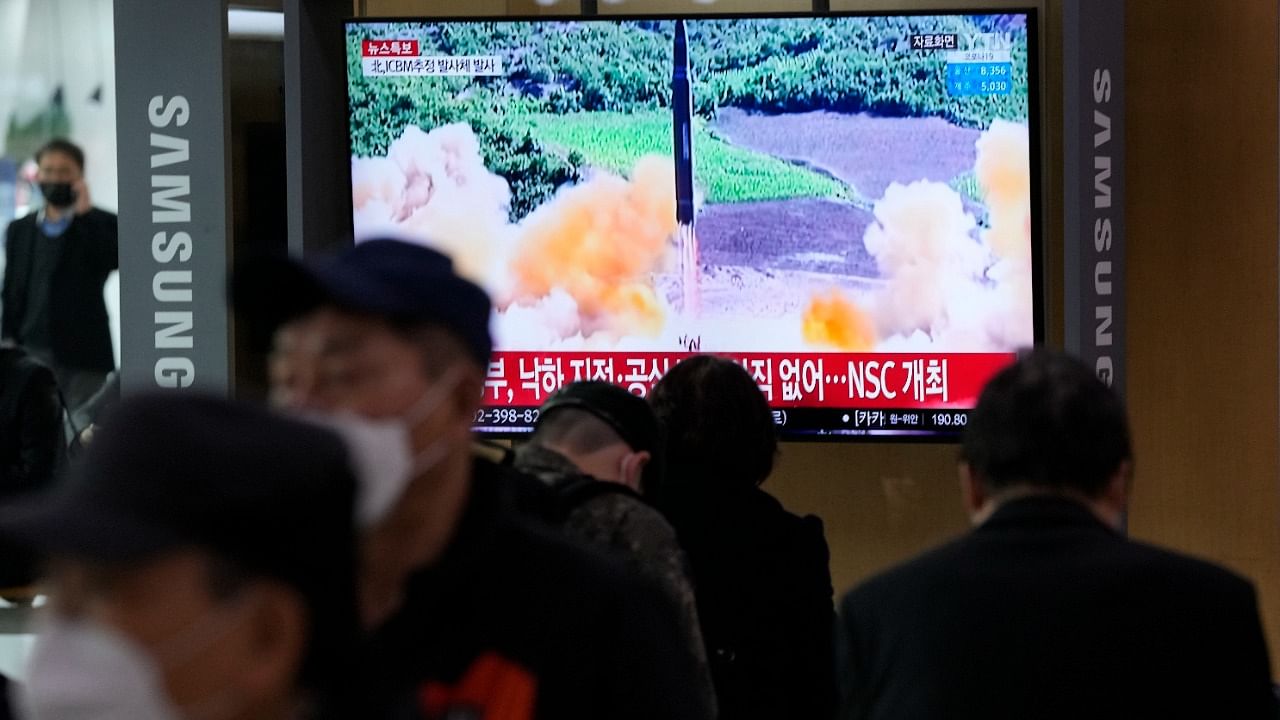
[712,108,982,202]
[695,197,879,277]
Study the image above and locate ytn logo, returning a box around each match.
[962,33,1015,51]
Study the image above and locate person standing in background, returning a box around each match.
[837,349,1276,719]
[649,354,838,720]
[2,138,118,409]
[515,380,717,718]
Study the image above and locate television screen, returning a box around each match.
[345,11,1040,439]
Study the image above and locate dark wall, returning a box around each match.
[230,38,287,400]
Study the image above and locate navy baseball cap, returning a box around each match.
[233,239,493,365]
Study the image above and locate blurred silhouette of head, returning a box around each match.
[531,381,659,492]
[649,355,777,498]
[0,394,358,720]
[959,348,1133,526]
[236,240,492,491]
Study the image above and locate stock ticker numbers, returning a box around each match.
[475,407,540,427]
[945,47,1014,97]
[930,411,969,428]
[839,410,967,433]
[946,59,1013,97]
[912,31,1016,98]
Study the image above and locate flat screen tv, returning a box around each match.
[344,10,1041,439]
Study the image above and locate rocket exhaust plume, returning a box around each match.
[856,121,1035,352]
[803,289,877,351]
[863,180,985,341]
[672,19,700,316]
[351,123,513,290]
[975,119,1032,263]
[506,155,677,341]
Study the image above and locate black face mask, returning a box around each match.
[39,182,76,208]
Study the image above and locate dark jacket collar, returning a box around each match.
[978,494,1122,536]
[512,444,581,482]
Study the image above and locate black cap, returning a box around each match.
[0,393,359,689]
[538,381,659,455]
[233,239,493,365]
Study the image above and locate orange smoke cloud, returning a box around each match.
[975,120,1034,349]
[803,289,877,352]
[975,119,1032,262]
[351,156,403,211]
[507,155,677,339]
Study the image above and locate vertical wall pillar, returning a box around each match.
[114,0,232,393]
[284,0,352,257]
[1062,0,1126,394]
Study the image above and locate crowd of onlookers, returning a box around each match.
[0,139,1275,719]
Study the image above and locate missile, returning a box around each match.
[673,19,695,226]
[672,19,700,315]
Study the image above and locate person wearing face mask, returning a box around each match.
[513,381,716,718]
[1,138,118,410]
[233,238,709,720]
[0,393,361,720]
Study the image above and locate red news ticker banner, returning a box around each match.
[483,352,1016,410]
[362,39,419,57]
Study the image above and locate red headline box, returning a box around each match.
[362,39,419,57]
[481,351,1016,410]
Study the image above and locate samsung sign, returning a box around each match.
[1064,0,1126,395]
[148,96,197,387]
[1092,68,1116,385]
[115,0,231,393]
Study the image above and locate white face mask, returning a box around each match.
[301,367,463,529]
[22,618,182,720]
[22,603,252,720]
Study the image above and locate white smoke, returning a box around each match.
[858,121,1035,353]
[863,179,989,342]
[351,123,514,293]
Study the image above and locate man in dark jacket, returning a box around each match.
[838,349,1276,719]
[514,381,717,718]
[2,138,118,408]
[239,239,708,720]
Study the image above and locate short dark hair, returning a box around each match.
[531,407,625,456]
[649,355,777,492]
[35,138,85,171]
[960,348,1132,497]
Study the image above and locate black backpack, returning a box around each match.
[0,347,64,492]
[0,347,64,588]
